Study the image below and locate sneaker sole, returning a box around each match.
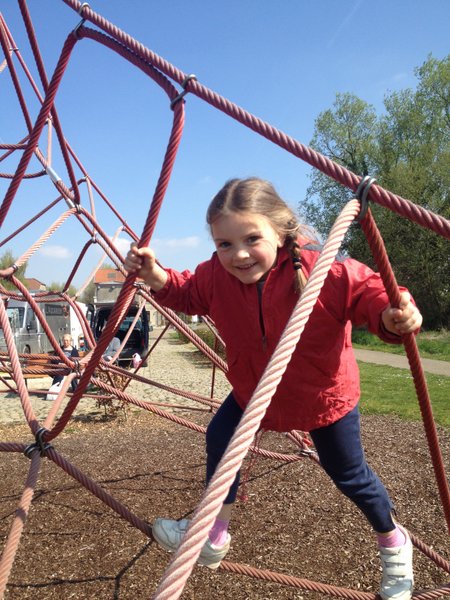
[153,535,224,570]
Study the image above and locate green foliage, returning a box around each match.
[80,281,96,305]
[302,55,450,329]
[0,250,27,291]
[48,281,78,297]
[173,325,226,357]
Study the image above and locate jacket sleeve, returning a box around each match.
[331,258,410,344]
[152,259,213,316]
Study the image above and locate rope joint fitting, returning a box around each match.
[73,3,90,38]
[24,427,53,458]
[355,175,376,222]
[170,74,197,110]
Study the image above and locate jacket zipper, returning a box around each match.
[256,280,267,351]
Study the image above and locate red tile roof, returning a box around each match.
[94,269,125,284]
[24,277,46,290]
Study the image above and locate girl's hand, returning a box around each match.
[124,243,168,291]
[381,291,423,335]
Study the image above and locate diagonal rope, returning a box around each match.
[152,199,361,599]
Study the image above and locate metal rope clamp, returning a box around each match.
[170,74,197,110]
[73,2,90,38]
[24,427,53,458]
[355,175,377,222]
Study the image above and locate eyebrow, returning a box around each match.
[213,229,262,242]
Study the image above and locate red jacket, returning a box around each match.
[154,244,404,432]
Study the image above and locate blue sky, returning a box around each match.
[1,0,449,290]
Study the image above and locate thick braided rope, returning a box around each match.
[218,560,450,600]
[8,2,81,202]
[0,196,62,250]
[61,0,450,240]
[359,210,450,531]
[152,199,361,599]
[35,45,186,442]
[0,452,41,600]
[0,295,40,433]
[0,33,77,226]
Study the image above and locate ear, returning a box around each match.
[277,234,285,248]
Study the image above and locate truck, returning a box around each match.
[86,301,150,367]
[0,298,87,355]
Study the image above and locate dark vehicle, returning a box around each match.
[87,302,150,367]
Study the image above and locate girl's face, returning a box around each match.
[211,211,283,284]
[62,336,72,347]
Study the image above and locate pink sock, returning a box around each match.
[377,525,406,548]
[208,518,229,547]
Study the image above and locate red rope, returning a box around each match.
[359,209,450,532]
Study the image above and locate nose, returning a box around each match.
[234,247,250,260]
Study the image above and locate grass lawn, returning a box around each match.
[353,329,450,361]
[359,362,449,428]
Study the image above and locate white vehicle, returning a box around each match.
[0,298,87,355]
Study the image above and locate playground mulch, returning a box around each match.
[1,408,449,600]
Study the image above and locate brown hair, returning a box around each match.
[207,177,308,293]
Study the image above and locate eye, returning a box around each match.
[247,235,261,244]
[216,241,230,250]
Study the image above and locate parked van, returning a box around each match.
[86,302,150,367]
[0,298,87,355]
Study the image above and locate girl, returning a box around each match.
[124,177,422,600]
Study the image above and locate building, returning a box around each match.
[93,268,162,327]
[23,278,47,293]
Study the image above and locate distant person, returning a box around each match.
[52,334,79,392]
[125,177,422,600]
[102,322,121,363]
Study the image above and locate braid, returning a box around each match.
[286,235,307,294]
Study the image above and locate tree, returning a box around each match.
[80,281,96,305]
[301,55,450,329]
[48,281,78,297]
[302,92,379,237]
[0,250,28,291]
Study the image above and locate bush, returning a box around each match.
[173,325,226,357]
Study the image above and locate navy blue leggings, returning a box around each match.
[205,393,395,533]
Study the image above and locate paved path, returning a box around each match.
[354,348,450,376]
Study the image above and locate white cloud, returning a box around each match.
[38,245,72,259]
[114,237,132,257]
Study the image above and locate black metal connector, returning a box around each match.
[170,74,197,110]
[355,175,377,222]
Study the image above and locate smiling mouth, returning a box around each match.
[235,263,257,271]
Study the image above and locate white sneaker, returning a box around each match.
[152,518,231,569]
[379,526,414,600]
